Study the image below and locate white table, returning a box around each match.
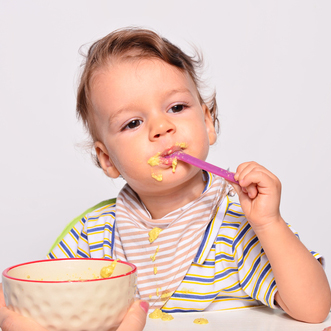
[145,306,331,331]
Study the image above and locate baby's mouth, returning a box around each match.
[159,142,188,165]
[147,142,188,167]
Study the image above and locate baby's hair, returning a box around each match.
[76,27,219,167]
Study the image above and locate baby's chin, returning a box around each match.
[133,166,203,196]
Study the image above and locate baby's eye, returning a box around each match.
[168,104,186,113]
[123,119,142,130]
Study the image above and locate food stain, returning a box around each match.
[150,246,159,262]
[149,308,174,321]
[193,318,209,324]
[148,227,163,243]
[160,290,173,301]
[147,142,188,180]
[175,142,188,149]
[148,152,161,166]
[151,173,163,181]
[171,158,177,173]
[154,265,157,275]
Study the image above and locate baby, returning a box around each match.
[46,27,330,322]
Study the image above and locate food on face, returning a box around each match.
[175,142,188,149]
[148,153,161,166]
[150,246,159,262]
[171,158,177,173]
[147,142,187,179]
[100,260,118,278]
[151,173,163,181]
[148,227,162,243]
[149,308,174,321]
[193,318,209,324]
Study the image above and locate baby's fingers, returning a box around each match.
[235,162,267,184]
[242,183,258,199]
[239,168,272,188]
[0,307,47,331]
[235,162,279,190]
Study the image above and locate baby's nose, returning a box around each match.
[149,116,176,140]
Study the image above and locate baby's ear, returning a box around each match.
[94,141,121,178]
[202,104,217,145]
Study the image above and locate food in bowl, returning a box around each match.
[2,258,137,331]
[100,260,118,278]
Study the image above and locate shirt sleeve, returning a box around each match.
[47,216,90,259]
[232,211,324,309]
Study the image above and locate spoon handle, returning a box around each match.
[173,152,239,184]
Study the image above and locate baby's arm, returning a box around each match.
[233,162,331,323]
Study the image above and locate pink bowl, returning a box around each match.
[2,258,137,331]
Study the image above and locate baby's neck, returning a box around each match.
[137,171,206,219]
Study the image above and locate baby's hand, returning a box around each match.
[232,162,282,231]
[0,283,48,331]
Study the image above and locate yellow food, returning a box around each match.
[193,318,209,324]
[153,265,158,275]
[151,173,163,181]
[148,153,161,166]
[175,142,188,149]
[149,309,174,321]
[150,246,159,262]
[172,158,177,173]
[160,290,173,301]
[100,260,118,278]
[149,308,163,319]
[148,227,163,243]
[161,313,174,321]
[148,142,187,179]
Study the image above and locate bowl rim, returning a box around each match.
[2,258,137,283]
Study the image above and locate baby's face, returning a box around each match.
[90,58,216,197]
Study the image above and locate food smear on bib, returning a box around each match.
[148,227,163,243]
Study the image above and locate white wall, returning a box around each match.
[1,1,330,285]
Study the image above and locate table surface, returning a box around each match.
[145,306,331,331]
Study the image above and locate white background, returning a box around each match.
[1,1,330,285]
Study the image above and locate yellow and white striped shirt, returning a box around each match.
[47,179,323,312]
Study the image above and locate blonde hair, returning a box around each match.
[76,27,218,166]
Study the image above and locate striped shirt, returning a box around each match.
[47,184,323,312]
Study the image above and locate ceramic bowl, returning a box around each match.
[2,258,137,331]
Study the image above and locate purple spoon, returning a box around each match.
[166,151,239,184]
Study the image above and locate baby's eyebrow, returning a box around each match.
[107,107,128,127]
[163,88,193,98]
